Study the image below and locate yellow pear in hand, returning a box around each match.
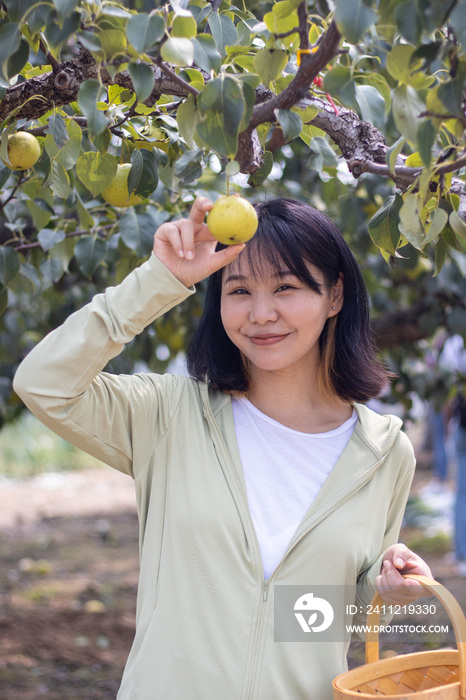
[207,195,258,245]
[101,163,143,207]
[2,132,41,170]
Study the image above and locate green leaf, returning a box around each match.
[394,0,422,43]
[128,62,155,102]
[0,163,10,191]
[386,45,420,85]
[126,13,165,53]
[424,207,448,246]
[4,0,37,23]
[119,209,155,258]
[76,30,102,52]
[225,160,240,177]
[76,192,94,230]
[127,148,144,196]
[53,0,77,19]
[44,119,82,170]
[323,66,357,111]
[273,0,303,19]
[134,149,159,199]
[207,12,238,57]
[392,84,425,148]
[46,113,69,150]
[254,49,288,89]
[434,235,447,276]
[76,151,118,196]
[354,84,385,130]
[40,257,65,287]
[0,23,20,81]
[7,38,29,79]
[45,11,81,49]
[0,246,20,286]
[38,228,66,252]
[386,136,405,173]
[399,194,424,250]
[174,149,203,183]
[192,34,221,73]
[198,75,245,137]
[449,211,466,251]
[307,136,338,172]
[18,262,40,293]
[90,127,111,155]
[177,95,202,149]
[334,0,377,44]
[49,160,70,199]
[197,111,237,157]
[248,150,273,187]
[74,237,107,278]
[450,2,466,53]
[161,37,194,67]
[417,119,436,167]
[275,109,302,142]
[26,199,53,230]
[368,193,403,253]
[49,237,75,274]
[264,7,299,40]
[172,12,197,39]
[0,285,7,315]
[437,77,465,119]
[78,80,108,137]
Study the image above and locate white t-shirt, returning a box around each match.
[232,397,358,578]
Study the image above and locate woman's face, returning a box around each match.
[220,256,343,379]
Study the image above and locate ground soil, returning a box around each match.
[1,459,465,699]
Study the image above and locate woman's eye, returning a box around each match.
[276,284,295,292]
[230,288,249,295]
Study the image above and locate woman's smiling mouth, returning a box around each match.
[248,333,290,346]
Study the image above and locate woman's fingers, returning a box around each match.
[156,221,185,257]
[177,219,196,259]
[207,242,245,275]
[189,195,213,224]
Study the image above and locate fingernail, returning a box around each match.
[179,249,184,258]
[395,557,404,567]
[186,251,194,260]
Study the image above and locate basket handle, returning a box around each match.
[364,574,466,697]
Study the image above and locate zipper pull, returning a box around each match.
[263,579,269,601]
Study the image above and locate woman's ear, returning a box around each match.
[329,273,344,317]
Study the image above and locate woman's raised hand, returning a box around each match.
[153,196,245,288]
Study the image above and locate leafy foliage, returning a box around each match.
[0,0,465,425]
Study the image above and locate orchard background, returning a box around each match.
[1,2,466,696]
[0,0,465,424]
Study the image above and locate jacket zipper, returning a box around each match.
[202,391,388,699]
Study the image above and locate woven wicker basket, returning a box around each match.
[333,574,466,699]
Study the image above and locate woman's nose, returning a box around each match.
[248,295,279,324]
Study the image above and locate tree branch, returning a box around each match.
[298,2,310,50]
[248,19,341,128]
[371,302,446,350]
[7,223,116,253]
[154,57,199,98]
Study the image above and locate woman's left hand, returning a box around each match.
[375,544,433,605]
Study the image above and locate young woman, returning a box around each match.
[14,196,431,700]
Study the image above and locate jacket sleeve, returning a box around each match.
[13,254,195,477]
[354,430,416,614]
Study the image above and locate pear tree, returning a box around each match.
[0,0,466,424]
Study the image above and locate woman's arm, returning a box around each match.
[13,196,245,474]
[13,254,196,474]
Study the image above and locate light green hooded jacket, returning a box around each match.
[14,254,416,700]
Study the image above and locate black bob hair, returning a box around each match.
[186,197,389,404]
